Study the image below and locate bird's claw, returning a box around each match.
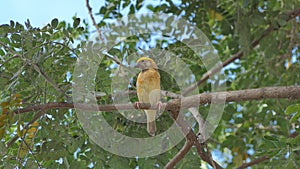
[135,102,141,109]
[135,101,163,111]
[157,101,163,112]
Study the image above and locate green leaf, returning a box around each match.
[10,20,15,27]
[264,135,279,142]
[136,0,143,10]
[51,18,59,28]
[290,111,300,123]
[0,24,10,34]
[129,4,135,15]
[251,13,265,26]
[99,6,107,14]
[277,19,287,26]
[146,5,154,11]
[11,33,21,42]
[73,18,80,28]
[285,104,300,115]
[0,49,5,56]
[63,29,69,37]
[15,22,24,31]
[57,21,66,29]
[76,27,84,32]
[277,14,289,26]
[25,19,32,29]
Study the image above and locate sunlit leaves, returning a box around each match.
[17,121,39,160]
[286,104,300,123]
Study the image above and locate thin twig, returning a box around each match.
[19,137,42,168]
[0,40,69,99]
[32,63,68,99]
[276,19,297,66]
[204,143,217,169]
[182,7,300,96]
[85,0,103,41]
[236,156,269,169]
[0,41,17,54]
[164,139,194,169]
[0,54,20,69]
[85,0,132,70]
[6,111,45,148]
[0,41,22,68]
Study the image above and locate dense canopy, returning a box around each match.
[0,0,300,168]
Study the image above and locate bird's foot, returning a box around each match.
[134,102,141,109]
[156,101,163,112]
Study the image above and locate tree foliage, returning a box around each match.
[0,0,300,168]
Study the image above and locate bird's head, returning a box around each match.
[135,57,158,70]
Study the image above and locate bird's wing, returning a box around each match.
[136,68,160,136]
[136,69,160,105]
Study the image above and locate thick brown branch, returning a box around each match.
[194,140,222,169]
[182,7,300,96]
[166,103,222,169]
[180,86,300,110]
[10,86,299,167]
[13,86,300,115]
[97,90,181,100]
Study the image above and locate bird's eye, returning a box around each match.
[141,60,145,62]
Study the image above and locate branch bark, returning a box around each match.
[236,156,269,169]
[164,138,194,169]
[11,86,300,168]
[85,0,103,41]
[165,101,223,169]
[13,86,300,115]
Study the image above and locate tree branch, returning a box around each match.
[10,85,300,168]
[182,7,300,96]
[236,156,269,169]
[13,86,300,115]
[194,140,222,169]
[85,0,103,41]
[164,139,194,169]
[6,111,45,148]
[32,63,68,99]
[85,0,130,69]
[97,90,181,100]
[0,41,68,99]
[167,104,222,169]
[165,100,223,169]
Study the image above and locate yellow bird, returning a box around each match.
[135,57,161,136]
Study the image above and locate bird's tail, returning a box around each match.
[145,110,156,136]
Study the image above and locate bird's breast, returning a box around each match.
[136,69,161,102]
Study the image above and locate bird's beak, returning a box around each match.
[134,62,140,69]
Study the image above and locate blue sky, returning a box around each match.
[0,0,103,27]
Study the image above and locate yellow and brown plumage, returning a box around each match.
[135,57,161,136]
